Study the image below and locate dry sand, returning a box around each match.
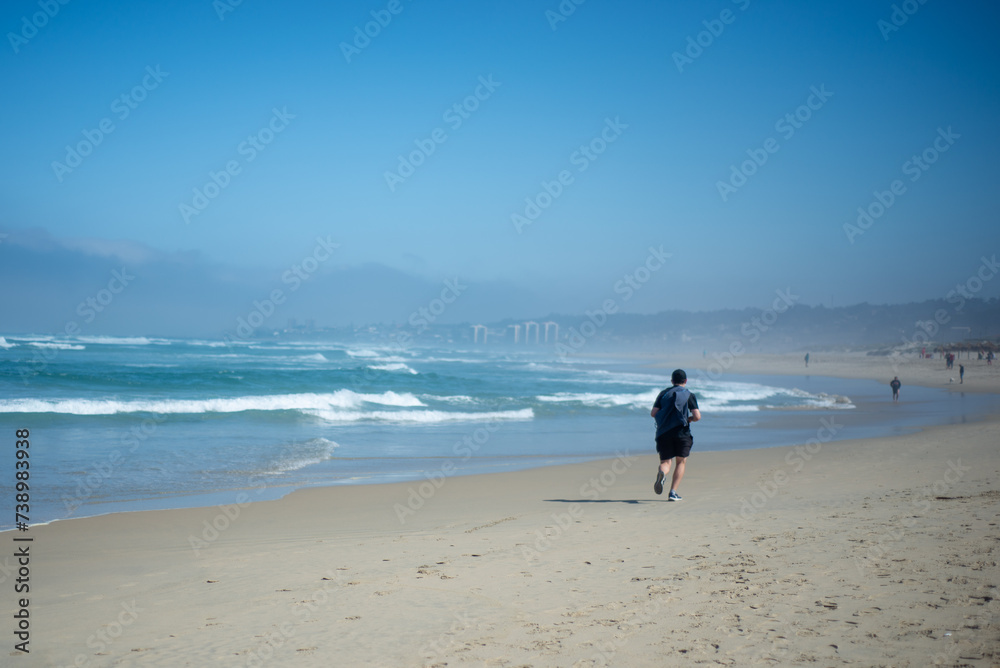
[13,356,1000,667]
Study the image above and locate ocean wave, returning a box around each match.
[72,336,165,346]
[696,383,856,412]
[27,342,85,350]
[180,353,245,359]
[693,402,761,413]
[421,356,489,364]
[697,387,783,403]
[346,348,381,358]
[368,363,418,374]
[0,337,14,349]
[0,390,426,415]
[305,408,534,424]
[268,438,340,474]
[536,390,659,409]
[122,363,180,368]
[581,369,671,385]
[248,343,347,352]
[187,339,254,348]
[344,348,413,364]
[535,381,845,414]
[522,362,561,371]
[431,395,478,405]
[765,392,855,410]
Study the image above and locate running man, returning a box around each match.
[651,369,701,501]
[890,376,901,402]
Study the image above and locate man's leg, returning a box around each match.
[659,458,672,476]
[671,456,686,492]
[654,457,671,494]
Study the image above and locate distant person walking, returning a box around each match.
[890,376,901,402]
[959,364,964,384]
[804,353,810,367]
[651,369,700,501]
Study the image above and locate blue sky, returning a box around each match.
[1,0,998,329]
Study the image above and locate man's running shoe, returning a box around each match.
[668,490,682,501]
[654,471,665,495]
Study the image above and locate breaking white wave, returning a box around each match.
[580,369,672,385]
[537,390,659,409]
[368,363,418,374]
[305,408,534,424]
[0,390,426,415]
[187,339,255,347]
[432,395,478,405]
[538,381,855,413]
[696,385,784,404]
[28,342,85,350]
[72,336,167,346]
[422,357,490,364]
[346,348,381,358]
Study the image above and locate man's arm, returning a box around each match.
[651,390,664,418]
[689,408,701,423]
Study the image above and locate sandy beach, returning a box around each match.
[15,356,1000,667]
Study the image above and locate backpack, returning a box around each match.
[654,386,691,438]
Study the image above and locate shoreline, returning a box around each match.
[17,358,1000,665]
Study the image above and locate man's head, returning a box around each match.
[671,369,687,385]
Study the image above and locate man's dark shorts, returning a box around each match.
[656,427,692,460]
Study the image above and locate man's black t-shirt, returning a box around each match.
[653,386,699,438]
